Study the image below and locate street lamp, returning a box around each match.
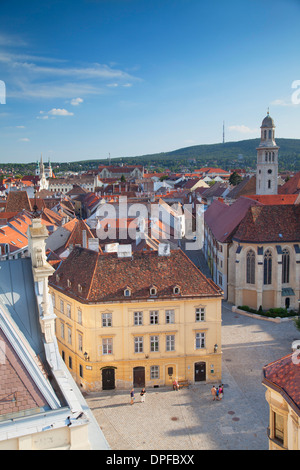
[83,352,90,361]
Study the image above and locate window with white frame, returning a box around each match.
[66,303,71,318]
[102,312,112,327]
[77,308,82,325]
[60,322,65,339]
[78,333,83,352]
[134,336,143,353]
[195,307,205,322]
[134,311,143,326]
[67,327,72,345]
[150,310,159,325]
[102,338,113,355]
[150,335,159,352]
[166,334,175,351]
[150,365,160,379]
[51,293,55,309]
[195,332,205,349]
[60,299,64,314]
[165,309,175,324]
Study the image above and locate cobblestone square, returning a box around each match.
[85,302,300,450]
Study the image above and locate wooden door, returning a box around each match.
[194,362,206,382]
[133,367,145,388]
[102,368,115,390]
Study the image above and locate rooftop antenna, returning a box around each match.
[223,121,225,144]
[108,152,111,165]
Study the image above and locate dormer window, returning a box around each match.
[124,287,131,297]
[67,279,72,288]
[78,284,82,293]
[150,285,157,296]
[173,285,181,295]
[56,274,60,282]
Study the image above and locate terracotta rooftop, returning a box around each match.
[226,175,257,200]
[6,191,32,213]
[65,218,96,249]
[49,248,223,303]
[204,196,260,243]
[245,194,300,205]
[233,204,300,243]
[278,171,300,195]
[263,353,300,416]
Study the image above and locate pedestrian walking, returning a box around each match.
[218,384,224,400]
[130,388,135,405]
[211,385,217,401]
[140,388,146,402]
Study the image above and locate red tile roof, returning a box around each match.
[278,171,300,195]
[49,248,223,303]
[233,204,300,243]
[263,353,300,416]
[204,196,260,242]
[245,194,299,205]
[6,191,32,212]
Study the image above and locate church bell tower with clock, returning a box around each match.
[256,111,279,195]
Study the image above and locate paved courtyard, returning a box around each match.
[85,301,300,450]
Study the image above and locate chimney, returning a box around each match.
[117,244,132,258]
[82,230,87,248]
[158,243,170,256]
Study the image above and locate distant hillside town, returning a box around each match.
[0,113,300,450]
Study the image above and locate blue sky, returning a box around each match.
[0,0,300,163]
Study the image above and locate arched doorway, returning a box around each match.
[133,366,145,388]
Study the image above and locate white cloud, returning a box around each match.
[70,97,83,106]
[16,125,25,128]
[228,125,258,134]
[1,46,140,100]
[19,137,30,142]
[270,98,296,107]
[48,108,74,116]
[36,115,49,120]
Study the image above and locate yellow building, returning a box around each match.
[49,246,223,391]
[262,353,300,450]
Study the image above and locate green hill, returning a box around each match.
[101,137,300,172]
[1,138,300,174]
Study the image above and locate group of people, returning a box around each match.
[130,383,224,404]
[130,387,146,404]
[211,384,224,401]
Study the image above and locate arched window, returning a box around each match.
[282,249,290,284]
[246,250,255,284]
[264,249,272,285]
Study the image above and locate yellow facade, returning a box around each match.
[50,288,222,391]
[263,387,300,450]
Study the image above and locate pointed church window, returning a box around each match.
[246,250,255,284]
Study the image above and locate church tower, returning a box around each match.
[256,111,279,195]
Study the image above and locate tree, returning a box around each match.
[120,174,126,183]
[229,171,242,186]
